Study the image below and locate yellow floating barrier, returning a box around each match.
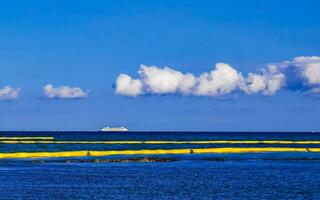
[0,137,54,140]
[0,147,320,159]
[2,140,320,144]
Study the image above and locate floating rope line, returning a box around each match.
[0,147,319,159]
[0,137,54,140]
[1,140,320,144]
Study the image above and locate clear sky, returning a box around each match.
[0,0,319,131]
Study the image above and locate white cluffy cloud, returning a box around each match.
[115,56,320,97]
[290,56,320,85]
[115,65,198,96]
[115,63,283,97]
[242,65,285,95]
[0,86,20,100]
[195,63,243,96]
[139,64,198,95]
[115,74,143,97]
[43,84,88,99]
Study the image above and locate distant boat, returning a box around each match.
[100,126,128,132]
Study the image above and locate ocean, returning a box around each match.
[1,131,320,199]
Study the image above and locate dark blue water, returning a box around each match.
[1,160,320,199]
[3,131,320,141]
[1,132,320,199]
[2,131,320,153]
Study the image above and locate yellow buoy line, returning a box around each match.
[0,137,54,140]
[2,140,320,144]
[0,147,320,159]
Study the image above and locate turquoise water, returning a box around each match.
[1,132,320,199]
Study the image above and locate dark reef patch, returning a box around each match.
[29,157,178,163]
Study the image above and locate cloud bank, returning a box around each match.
[115,56,320,97]
[0,86,20,100]
[43,84,88,99]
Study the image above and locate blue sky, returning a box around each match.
[0,0,319,131]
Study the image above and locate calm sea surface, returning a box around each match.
[1,131,320,199]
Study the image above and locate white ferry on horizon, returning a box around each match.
[100,126,128,132]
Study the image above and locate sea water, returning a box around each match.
[1,131,320,199]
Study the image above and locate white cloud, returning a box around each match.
[0,86,20,100]
[43,84,88,99]
[114,56,320,97]
[242,73,266,94]
[139,65,184,94]
[115,74,143,97]
[195,63,243,96]
[242,65,285,96]
[116,65,198,96]
[178,74,197,94]
[115,63,244,97]
[291,56,320,85]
